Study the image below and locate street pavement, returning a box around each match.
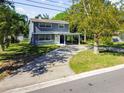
[29,68,124,93]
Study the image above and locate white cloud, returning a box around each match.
[16,7,26,14]
[29,11,37,18]
[109,0,120,3]
[15,7,37,18]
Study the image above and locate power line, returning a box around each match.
[12,1,64,12]
[26,0,68,9]
[42,0,71,6]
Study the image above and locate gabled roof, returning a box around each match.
[30,18,69,24]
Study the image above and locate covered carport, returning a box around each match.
[59,33,81,45]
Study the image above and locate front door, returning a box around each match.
[60,35,64,44]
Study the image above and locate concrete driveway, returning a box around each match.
[0,45,87,93]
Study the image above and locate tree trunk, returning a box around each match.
[93,34,99,54]
[0,45,2,52]
[11,36,19,43]
[82,0,89,16]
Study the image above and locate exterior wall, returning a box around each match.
[33,34,57,45]
[29,21,69,45]
[55,35,60,44]
[38,34,54,43]
[33,34,61,45]
[34,22,69,32]
[37,40,55,45]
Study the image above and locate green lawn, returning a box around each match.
[0,39,59,79]
[70,51,124,74]
[0,40,59,64]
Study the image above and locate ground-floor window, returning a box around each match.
[38,34,54,40]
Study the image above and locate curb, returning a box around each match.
[3,64,124,93]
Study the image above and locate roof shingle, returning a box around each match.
[30,18,69,24]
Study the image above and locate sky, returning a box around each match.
[10,0,72,18]
[10,0,119,19]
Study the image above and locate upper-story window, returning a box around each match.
[58,24,65,29]
[39,23,52,28]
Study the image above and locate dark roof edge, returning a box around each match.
[30,18,69,24]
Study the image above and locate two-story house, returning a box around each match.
[29,18,80,45]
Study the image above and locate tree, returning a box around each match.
[0,0,14,8]
[83,0,119,54]
[0,3,28,51]
[68,0,120,54]
[52,12,68,20]
[115,0,124,32]
[68,0,80,5]
[10,12,29,43]
[68,1,91,44]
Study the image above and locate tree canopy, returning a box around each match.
[0,2,28,51]
[69,0,122,53]
[52,12,68,20]
[53,0,124,54]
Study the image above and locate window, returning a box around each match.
[39,23,52,28]
[58,24,65,29]
[38,35,54,40]
[39,23,45,27]
[46,23,52,28]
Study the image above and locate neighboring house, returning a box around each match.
[120,33,124,41]
[112,36,123,42]
[29,18,80,45]
[17,34,24,41]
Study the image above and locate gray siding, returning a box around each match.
[34,22,69,32]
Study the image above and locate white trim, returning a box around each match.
[4,64,124,93]
[33,32,81,35]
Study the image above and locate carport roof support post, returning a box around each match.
[78,35,80,45]
[64,35,66,45]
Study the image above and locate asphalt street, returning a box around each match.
[29,68,124,93]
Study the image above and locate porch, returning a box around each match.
[32,32,81,45]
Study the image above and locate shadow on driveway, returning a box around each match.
[11,45,84,77]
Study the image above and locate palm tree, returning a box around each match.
[0,0,14,8]
[35,14,49,19]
